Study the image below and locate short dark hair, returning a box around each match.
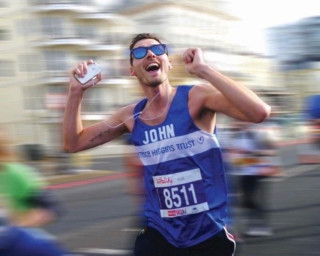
[129,33,163,65]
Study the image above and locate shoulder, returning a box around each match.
[188,84,221,110]
[110,103,136,121]
[119,103,136,115]
[111,103,139,132]
[189,84,220,99]
[186,84,218,126]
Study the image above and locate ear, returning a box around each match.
[130,66,136,76]
[168,60,172,70]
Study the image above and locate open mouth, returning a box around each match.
[145,63,160,72]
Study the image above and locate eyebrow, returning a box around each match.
[133,43,161,49]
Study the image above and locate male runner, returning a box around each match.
[64,33,271,256]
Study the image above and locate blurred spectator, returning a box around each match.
[0,131,71,255]
[309,119,320,149]
[217,125,244,245]
[305,94,320,148]
[299,95,320,164]
[229,121,280,237]
[0,133,62,227]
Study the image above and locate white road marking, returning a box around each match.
[77,248,132,255]
[121,228,142,232]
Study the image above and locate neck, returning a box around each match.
[139,83,175,122]
[143,81,172,102]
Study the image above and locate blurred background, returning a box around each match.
[1,0,320,168]
[1,0,320,255]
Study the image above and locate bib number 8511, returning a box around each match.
[163,184,197,209]
[153,169,209,217]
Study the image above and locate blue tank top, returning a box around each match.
[132,85,228,247]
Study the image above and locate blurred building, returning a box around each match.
[266,16,320,111]
[1,0,138,158]
[1,0,277,161]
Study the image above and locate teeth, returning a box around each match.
[146,63,159,69]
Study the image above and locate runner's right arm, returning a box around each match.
[63,60,132,153]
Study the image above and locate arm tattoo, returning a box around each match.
[90,129,110,143]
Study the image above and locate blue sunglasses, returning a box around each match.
[131,44,168,59]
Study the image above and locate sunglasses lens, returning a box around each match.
[132,44,167,59]
[132,47,147,59]
[151,44,166,55]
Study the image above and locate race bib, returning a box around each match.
[153,168,209,218]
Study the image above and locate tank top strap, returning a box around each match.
[133,98,148,116]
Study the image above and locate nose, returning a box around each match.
[146,49,155,58]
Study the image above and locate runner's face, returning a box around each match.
[130,39,171,88]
